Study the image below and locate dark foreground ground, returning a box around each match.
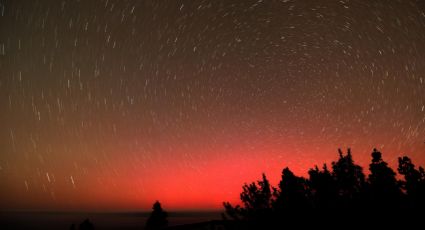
[1,210,424,230]
[0,211,221,230]
[167,209,425,230]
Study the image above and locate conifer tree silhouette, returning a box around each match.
[223,201,242,220]
[398,156,425,209]
[273,167,310,212]
[222,147,425,227]
[308,164,337,210]
[331,148,365,208]
[145,201,168,230]
[367,148,401,210]
[224,173,273,221]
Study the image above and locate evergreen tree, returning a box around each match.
[331,148,365,208]
[273,167,310,212]
[222,147,425,227]
[367,149,401,209]
[308,164,337,210]
[224,173,273,220]
[398,156,425,208]
[223,202,242,220]
[145,201,168,230]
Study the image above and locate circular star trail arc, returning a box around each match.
[0,0,424,211]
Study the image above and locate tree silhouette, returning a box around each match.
[223,148,425,227]
[240,173,272,211]
[331,148,365,209]
[223,201,242,220]
[273,167,311,213]
[224,173,273,221]
[308,164,337,210]
[367,148,401,210]
[398,156,425,209]
[145,201,168,230]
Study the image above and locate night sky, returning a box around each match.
[1,0,425,211]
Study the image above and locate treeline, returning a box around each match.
[223,148,425,227]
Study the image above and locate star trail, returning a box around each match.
[0,0,424,211]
